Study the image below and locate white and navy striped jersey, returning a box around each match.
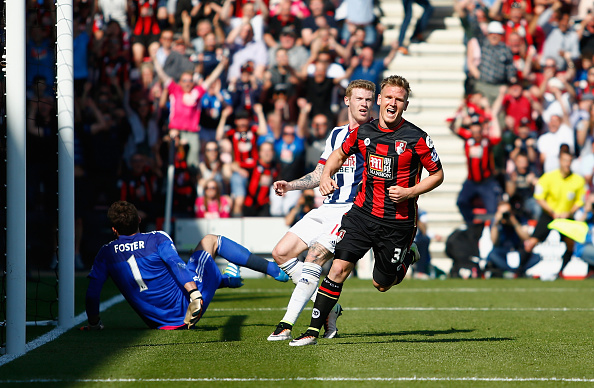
[319,123,365,204]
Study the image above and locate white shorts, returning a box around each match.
[288,203,353,253]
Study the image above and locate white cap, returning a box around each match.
[487,21,504,35]
[547,77,565,90]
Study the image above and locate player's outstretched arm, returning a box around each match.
[320,148,348,195]
[274,164,324,196]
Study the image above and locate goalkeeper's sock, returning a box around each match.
[279,257,304,285]
[280,262,322,325]
[308,277,342,332]
[217,235,281,278]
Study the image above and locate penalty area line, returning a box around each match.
[208,306,594,312]
[2,377,594,383]
[0,295,125,367]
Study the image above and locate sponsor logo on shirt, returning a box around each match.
[368,153,394,179]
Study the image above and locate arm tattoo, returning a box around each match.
[305,242,333,266]
[288,164,324,191]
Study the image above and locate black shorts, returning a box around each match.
[132,34,159,49]
[334,210,416,287]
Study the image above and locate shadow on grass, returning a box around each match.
[331,328,513,345]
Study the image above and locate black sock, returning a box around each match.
[307,277,343,336]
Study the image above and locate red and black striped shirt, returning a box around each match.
[227,125,260,170]
[456,128,500,182]
[244,162,278,208]
[341,118,442,225]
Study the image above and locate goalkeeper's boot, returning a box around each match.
[273,269,290,283]
[223,263,244,288]
[289,329,319,346]
[410,242,420,266]
[267,322,292,341]
[322,303,343,339]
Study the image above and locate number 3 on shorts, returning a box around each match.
[391,248,402,264]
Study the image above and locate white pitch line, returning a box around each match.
[208,306,594,312]
[0,295,125,367]
[227,287,594,294]
[2,377,594,383]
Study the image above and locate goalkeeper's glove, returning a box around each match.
[184,289,203,328]
[80,317,104,331]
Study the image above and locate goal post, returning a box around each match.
[5,0,27,356]
[4,0,75,355]
[56,0,75,329]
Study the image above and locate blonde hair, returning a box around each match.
[345,79,376,98]
[380,75,411,99]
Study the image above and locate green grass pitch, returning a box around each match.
[2,277,594,387]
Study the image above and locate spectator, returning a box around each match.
[505,151,541,220]
[197,140,227,197]
[195,179,232,219]
[220,0,269,44]
[486,199,538,277]
[226,22,268,82]
[151,47,228,175]
[267,27,310,70]
[299,55,347,122]
[270,123,306,216]
[505,118,539,168]
[243,142,279,216]
[346,41,400,96]
[262,48,300,111]
[26,23,55,94]
[537,113,574,173]
[397,0,434,55]
[117,153,161,231]
[228,60,263,113]
[284,188,317,227]
[216,104,269,216]
[340,0,376,47]
[120,83,161,168]
[264,0,303,48]
[571,92,594,156]
[467,21,517,104]
[577,12,594,55]
[302,109,331,172]
[199,77,232,144]
[96,0,130,33]
[131,0,162,69]
[450,90,503,225]
[300,0,339,47]
[500,82,540,134]
[154,28,194,82]
[539,12,580,72]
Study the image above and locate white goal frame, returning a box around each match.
[4,0,75,355]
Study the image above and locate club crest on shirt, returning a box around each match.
[368,153,394,179]
[336,229,346,244]
[425,136,434,148]
[364,138,371,146]
[395,140,407,155]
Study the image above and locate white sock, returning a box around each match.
[280,262,322,326]
[279,257,303,285]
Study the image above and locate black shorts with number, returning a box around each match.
[334,209,416,287]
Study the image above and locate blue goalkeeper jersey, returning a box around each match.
[86,231,196,329]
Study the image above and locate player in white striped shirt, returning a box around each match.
[267,80,375,341]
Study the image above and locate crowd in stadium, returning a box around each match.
[15,0,594,278]
[448,0,594,279]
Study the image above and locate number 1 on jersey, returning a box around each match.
[127,254,148,292]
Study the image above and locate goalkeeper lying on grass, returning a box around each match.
[82,200,288,331]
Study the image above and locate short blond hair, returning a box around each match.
[345,79,376,98]
[380,75,411,99]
